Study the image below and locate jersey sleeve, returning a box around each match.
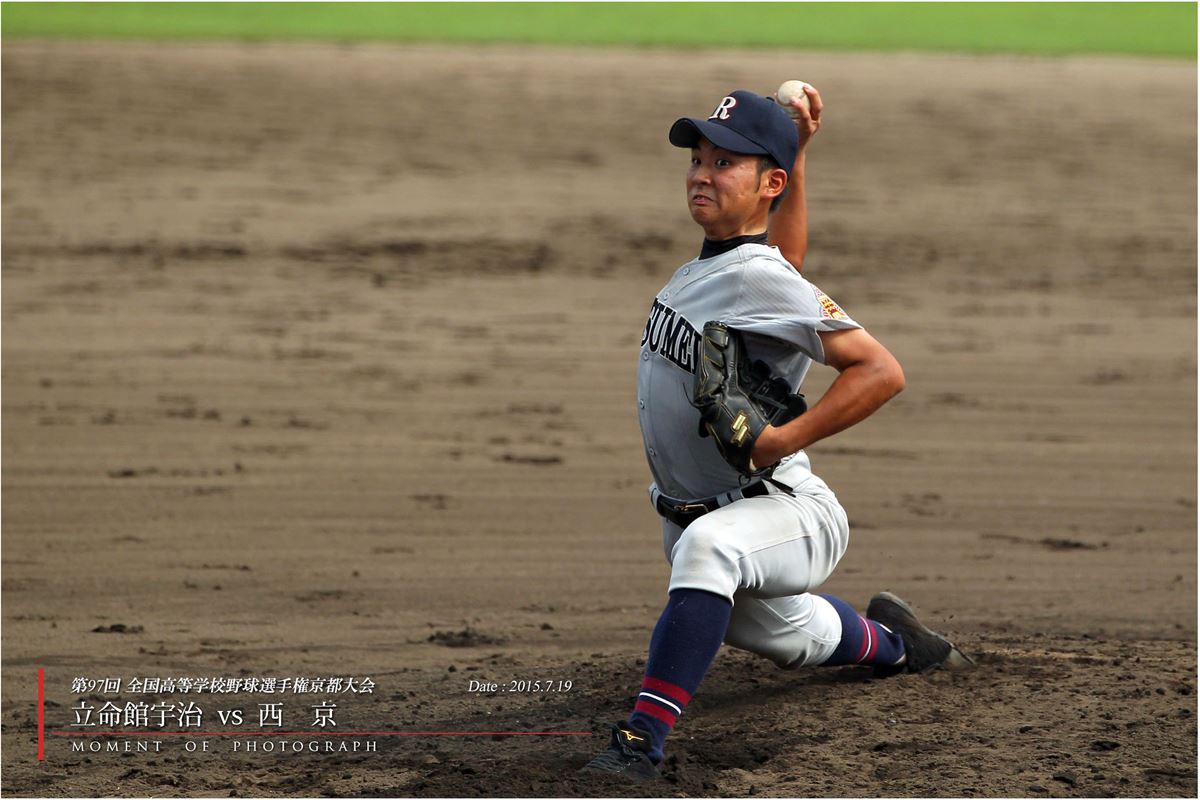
[722,255,861,363]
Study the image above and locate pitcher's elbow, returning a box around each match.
[886,359,906,397]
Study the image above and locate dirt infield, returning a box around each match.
[2,41,1196,797]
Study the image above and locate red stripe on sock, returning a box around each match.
[641,676,692,706]
[634,700,678,727]
[865,620,880,662]
[855,616,871,663]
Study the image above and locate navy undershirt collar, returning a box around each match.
[699,232,769,260]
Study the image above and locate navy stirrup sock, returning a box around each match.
[627,588,732,763]
[819,593,906,667]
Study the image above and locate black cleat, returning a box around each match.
[866,591,976,675]
[580,722,660,783]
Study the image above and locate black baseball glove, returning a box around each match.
[692,321,808,478]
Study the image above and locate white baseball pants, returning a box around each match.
[658,476,850,668]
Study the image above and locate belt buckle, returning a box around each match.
[674,502,709,515]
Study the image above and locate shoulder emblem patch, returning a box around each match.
[813,287,848,320]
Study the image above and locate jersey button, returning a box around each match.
[648,448,657,457]
[638,400,645,409]
[683,267,691,275]
[642,351,649,361]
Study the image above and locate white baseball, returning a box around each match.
[776,80,812,118]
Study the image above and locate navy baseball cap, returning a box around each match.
[669,90,799,178]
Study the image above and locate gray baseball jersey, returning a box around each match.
[637,242,861,500]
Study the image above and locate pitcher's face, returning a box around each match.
[686,138,781,237]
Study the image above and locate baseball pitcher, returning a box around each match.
[582,85,973,782]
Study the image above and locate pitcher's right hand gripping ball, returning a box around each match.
[692,322,807,479]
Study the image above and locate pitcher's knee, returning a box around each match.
[721,593,843,669]
[666,515,742,599]
[723,627,799,668]
[724,616,838,669]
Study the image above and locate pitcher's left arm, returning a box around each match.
[752,326,904,466]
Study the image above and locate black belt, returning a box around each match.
[655,481,771,529]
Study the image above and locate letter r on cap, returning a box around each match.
[710,96,737,120]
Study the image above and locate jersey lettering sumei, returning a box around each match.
[641,298,701,373]
[637,243,861,501]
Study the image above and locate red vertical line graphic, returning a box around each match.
[37,668,46,761]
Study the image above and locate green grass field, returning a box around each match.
[1,2,1195,58]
